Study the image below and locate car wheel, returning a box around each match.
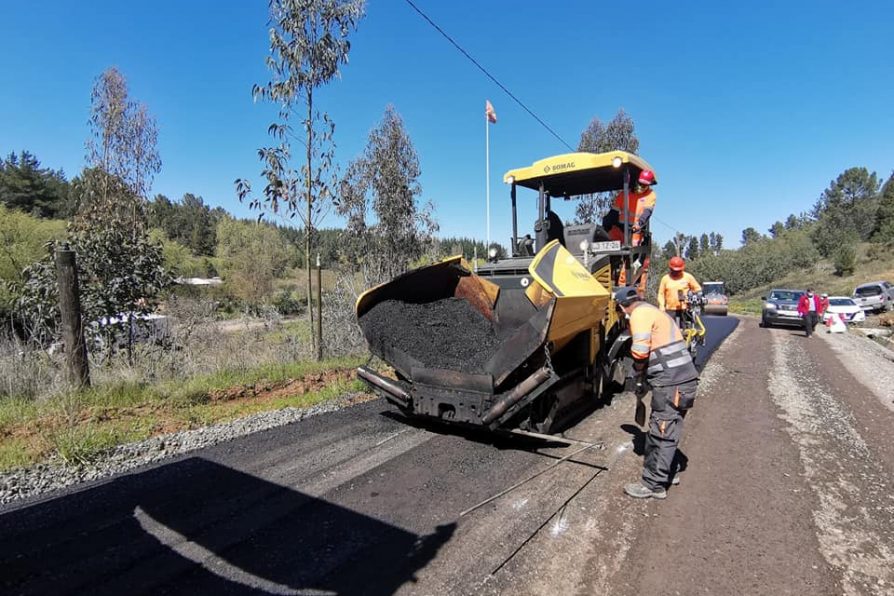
[760,317,768,328]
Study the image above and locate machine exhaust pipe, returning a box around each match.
[357,366,410,407]
[482,366,552,425]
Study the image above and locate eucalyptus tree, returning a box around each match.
[17,68,168,357]
[574,109,640,224]
[236,0,364,358]
[336,105,437,283]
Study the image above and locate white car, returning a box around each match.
[822,297,866,324]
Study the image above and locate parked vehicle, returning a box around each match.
[761,289,805,328]
[852,281,894,313]
[821,297,866,324]
[701,281,728,316]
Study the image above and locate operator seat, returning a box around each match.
[545,210,565,246]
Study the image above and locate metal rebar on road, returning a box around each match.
[459,442,604,518]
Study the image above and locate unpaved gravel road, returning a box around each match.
[3,316,893,595]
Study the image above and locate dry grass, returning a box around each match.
[0,296,370,471]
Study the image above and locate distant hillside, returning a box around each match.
[728,243,894,314]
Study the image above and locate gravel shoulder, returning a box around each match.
[0,392,371,508]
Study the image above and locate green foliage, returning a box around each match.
[148,193,224,256]
[438,236,487,260]
[215,217,291,308]
[832,243,857,276]
[685,237,700,260]
[0,206,66,314]
[150,229,215,278]
[768,221,785,238]
[0,151,72,218]
[574,109,639,224]
[689,230,819,295]
[811,167,880,256]
[662,240,677,258]
[16,69,168,349]
[236,0,364,355]
[872,173,894,244]
[741,227,762,246]
[336,105,437,283]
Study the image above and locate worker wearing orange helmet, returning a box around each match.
[605,169,656,292]
[603,169,657,246]
[658,256,703,327]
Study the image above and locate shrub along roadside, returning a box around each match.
[0,355,367,472]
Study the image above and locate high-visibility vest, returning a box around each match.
[658,272,702,311]
[629,302,698,386]
[613,189,656,224]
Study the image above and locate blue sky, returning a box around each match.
[2,1,893,247]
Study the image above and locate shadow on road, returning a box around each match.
[0,457,454,595]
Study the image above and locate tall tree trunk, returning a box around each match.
[306,90,317,359]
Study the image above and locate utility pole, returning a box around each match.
[55,244,90,388]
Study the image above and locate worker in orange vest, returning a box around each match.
[615,286,699,500]
[658,256,702,328]
[603,169,656,246]
[605,169,656,293]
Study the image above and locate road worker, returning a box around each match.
[604,170,656,293]
[602,169,656,247]
[658,256,702,328]
[615,286,699,500]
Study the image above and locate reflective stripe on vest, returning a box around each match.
[647,339,698,386]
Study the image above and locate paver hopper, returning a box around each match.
[357,240,611,432]
[356,150,657,433]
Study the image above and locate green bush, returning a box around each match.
[833,244,857,276]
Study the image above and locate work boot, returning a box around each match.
[624,482,667,500]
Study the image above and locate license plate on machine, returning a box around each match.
[590,240,621,252]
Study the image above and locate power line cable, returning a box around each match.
[403,0,575,152]
[404,0,687,241]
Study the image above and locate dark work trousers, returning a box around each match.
[804,311,819,336]
[642,380,698,490]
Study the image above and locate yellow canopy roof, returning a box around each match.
[503,151,657,196]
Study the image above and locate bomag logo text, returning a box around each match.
[546,161,576,173]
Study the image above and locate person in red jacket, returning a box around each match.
[797,288,822,337]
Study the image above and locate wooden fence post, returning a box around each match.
[315,253,322,361]
[55,245,91,388]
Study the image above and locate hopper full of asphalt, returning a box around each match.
[359,298,501,373]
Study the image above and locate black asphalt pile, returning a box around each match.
[360,298,501,372]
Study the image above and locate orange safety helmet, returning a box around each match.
[669,256,685,272]
[638,169,655,186]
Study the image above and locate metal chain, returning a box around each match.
[544,343,554,374]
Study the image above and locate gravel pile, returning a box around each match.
[360,298,501,373]
[0,394,365,508]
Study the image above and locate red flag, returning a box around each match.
[485,100,497,124]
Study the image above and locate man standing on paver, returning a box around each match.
[615,286,699,500]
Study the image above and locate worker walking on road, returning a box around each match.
[615,286,699,500]
[658,257,702,328]
[798,288,823,338]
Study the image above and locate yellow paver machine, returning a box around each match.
[356,151,656,434]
